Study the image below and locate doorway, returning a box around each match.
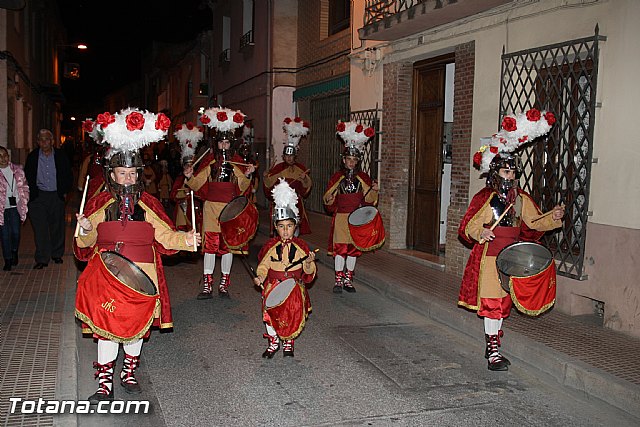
[408,55,454,255]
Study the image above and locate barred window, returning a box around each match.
[499,27,606,280]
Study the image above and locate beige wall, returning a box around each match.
[350,0,640,336]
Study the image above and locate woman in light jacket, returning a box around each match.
[0,146,29,271]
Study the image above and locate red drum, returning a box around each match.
[348,206,386,251]
[75,251,159,343]
[496,242,557,316]
[264,278,309,340]
[219,196,259,249]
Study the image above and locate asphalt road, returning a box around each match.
[74,234,637,426]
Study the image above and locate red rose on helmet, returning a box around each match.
[473,151,483,167]
[155,113,171,131]
[490,146,499,154]
[294,117,302,123]
[336,122,346,132]
[501,116,517,132]
[364,127,375,138]
[217,111,228,122]
[200,115,211,124]
[126,112,145,131]
[198,126,204,132]
[355,124,363,133]
[518,136,528,143]
[526,108,541,122]
[284,117,292,124]
[187,143,193,148]
[303,121,310,128]
[97,112,115,128]
[186,122,194,130]
[544,112,556,126]
[233,112,244,124]
[176,124,183,131]
[82,120,94,133]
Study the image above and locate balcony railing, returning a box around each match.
[239,30,254,51]
[218,49,230,66]
[360,0,511,41]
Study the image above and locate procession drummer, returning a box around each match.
[323,121,378,294]
[263,117,312,236]
[183,107,255,299]
[170,122,204,231]
[74,108,201,404]
[254,178,316,358]
[458,108,564,372]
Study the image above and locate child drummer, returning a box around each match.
[253,178,316,358]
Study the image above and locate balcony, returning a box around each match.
[218,49,231,66]
[239,30,254,51]
[358,0,512,41]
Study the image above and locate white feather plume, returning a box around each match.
[173,123,203,160]
[102,107,169,158]
[271,178,299,218]
[201,107,245,132]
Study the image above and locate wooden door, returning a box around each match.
[409,59,448,253]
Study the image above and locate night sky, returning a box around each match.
[55,0,212,114]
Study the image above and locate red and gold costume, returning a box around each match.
[256,236,315,338]
[185,151,251,255]
[323,170,379,256]
[74,191,193,342]
[458,187,561,318]
[264,161,312,235]
[169,173,203,232]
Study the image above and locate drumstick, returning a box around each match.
[292,169,311,182]
[284,248,320,272]
[74,175,90,238]
[479,203,514,244]
[191,148,211,169]
[190,190,197,251]
[531,203,565,223]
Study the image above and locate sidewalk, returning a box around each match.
[286,210,640,420]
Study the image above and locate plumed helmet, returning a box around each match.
[271,178,299,225]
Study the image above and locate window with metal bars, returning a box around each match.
[349,106,381,181]
[499,26,606,280]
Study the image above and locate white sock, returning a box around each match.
[484,317,501,335]
[265,323,277,338]
[346,256,357,271]
[123,339,143,357]
[498,318,504,331]
[204,253,216,274]
[97,340,119,364]
[221,253,233,275]
[334,255,345,272]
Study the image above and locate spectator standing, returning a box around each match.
[24,129,73,269]
[0,146,29,271]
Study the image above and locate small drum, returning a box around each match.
[264,278,310,340]
[496,242,557,316]
[219,196,259,249]
[348,206,386,251]
[75,251,159,343]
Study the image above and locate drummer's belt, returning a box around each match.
[335,192,363,214]
[486,226,520,257]
[204,181,237,203]
[96,221,155,263]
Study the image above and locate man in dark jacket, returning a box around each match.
[24,129,73,269]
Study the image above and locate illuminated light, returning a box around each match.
[77,44,88,50]
[70,117,76,121]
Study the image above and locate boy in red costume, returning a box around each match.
[184,107,255,298]
[254,178,316,358]
[323,121,378,293]
[459,109,563,371]
[263,117,312,236]
[74,108,201,404]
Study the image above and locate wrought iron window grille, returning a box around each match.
[499,26,606,280]
[349,106,382,181]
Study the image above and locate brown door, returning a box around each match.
[408,57,449,253]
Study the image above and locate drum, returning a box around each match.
[264,278,310,340]
[348,206,385,251]
[75,251,159,343]
[496,242,557,316]
[219,196,259,249]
